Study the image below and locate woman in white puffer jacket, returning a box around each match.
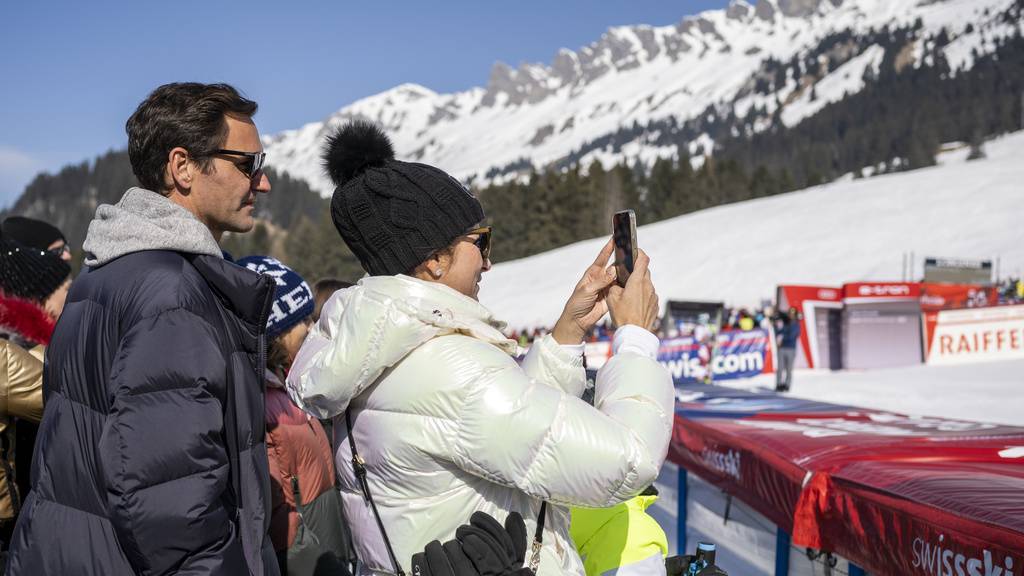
[287,121,674,576]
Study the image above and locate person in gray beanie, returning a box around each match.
[287,121,673,576]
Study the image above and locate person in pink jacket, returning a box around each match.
[239,255,355,576]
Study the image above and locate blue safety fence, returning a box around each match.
[649,461,869,575]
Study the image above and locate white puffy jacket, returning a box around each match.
[287,275,673,575]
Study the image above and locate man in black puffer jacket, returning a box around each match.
[5,83,277,575]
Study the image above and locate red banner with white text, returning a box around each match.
[669,385,1024,575]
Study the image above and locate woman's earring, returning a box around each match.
[435,268,444,278]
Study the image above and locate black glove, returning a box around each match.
[411,512,532,576]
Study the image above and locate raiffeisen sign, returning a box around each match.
[924,304,1024,365]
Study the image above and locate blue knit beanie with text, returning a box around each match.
[237,255,314,340]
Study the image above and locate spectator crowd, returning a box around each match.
[0,82,732,576]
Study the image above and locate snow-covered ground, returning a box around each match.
[480,129,1024,331]
[724,359,1024,427]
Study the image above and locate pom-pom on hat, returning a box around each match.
[323,120,484,276]
[237,255,314,341]
[0,230,71,303]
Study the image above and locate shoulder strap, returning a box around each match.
[346,407,405,576]
[529,501,547,572]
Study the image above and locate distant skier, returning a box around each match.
[775,308,801,392]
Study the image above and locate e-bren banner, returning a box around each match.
[924,304,1024,365]
[658,329,770,384]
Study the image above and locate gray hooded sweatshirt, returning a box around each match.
[83,187,223,267]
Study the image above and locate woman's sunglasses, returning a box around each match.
[213,149,267,180]
[466,226,492,261]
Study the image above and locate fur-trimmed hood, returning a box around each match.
[0,292,56,348]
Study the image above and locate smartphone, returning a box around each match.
[612,209,637,288]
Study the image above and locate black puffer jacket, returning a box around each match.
[5,188,280,575]
[6,250,278,575]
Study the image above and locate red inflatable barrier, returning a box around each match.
[669,386,1024,575]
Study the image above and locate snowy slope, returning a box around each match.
[263,0,1019,197]
[478,130,1024,330]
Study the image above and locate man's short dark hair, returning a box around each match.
[126,82,258,193]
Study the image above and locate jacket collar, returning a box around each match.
[359,275,515,353]
[187,254,275,333]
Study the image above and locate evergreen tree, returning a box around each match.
[644,157,676,222]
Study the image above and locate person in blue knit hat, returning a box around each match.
[238,256,315,347]
[237,255,356,576]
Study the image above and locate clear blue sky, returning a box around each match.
[0,0,727,208]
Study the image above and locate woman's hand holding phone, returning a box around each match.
[606,248,659,333]
[551,238,618,345]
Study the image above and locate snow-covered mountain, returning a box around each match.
[478,130,1024,330]
[263,0,1020,197]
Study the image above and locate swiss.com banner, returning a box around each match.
[658,329,772,384]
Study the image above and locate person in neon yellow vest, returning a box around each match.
[570,487,668,575]
[570,485,729,576]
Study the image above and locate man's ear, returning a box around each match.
[167,146,194,191]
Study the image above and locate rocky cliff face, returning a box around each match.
[264,0,1019,196]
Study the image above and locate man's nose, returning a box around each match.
[253,171,271,193]
[482,257,492,272]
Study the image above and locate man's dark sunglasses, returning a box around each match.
[466,226,492,261]
[214,149,267,180]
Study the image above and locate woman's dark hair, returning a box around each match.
[126,82,258,193]
[267,334,290,374]
[406,244,455,277]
